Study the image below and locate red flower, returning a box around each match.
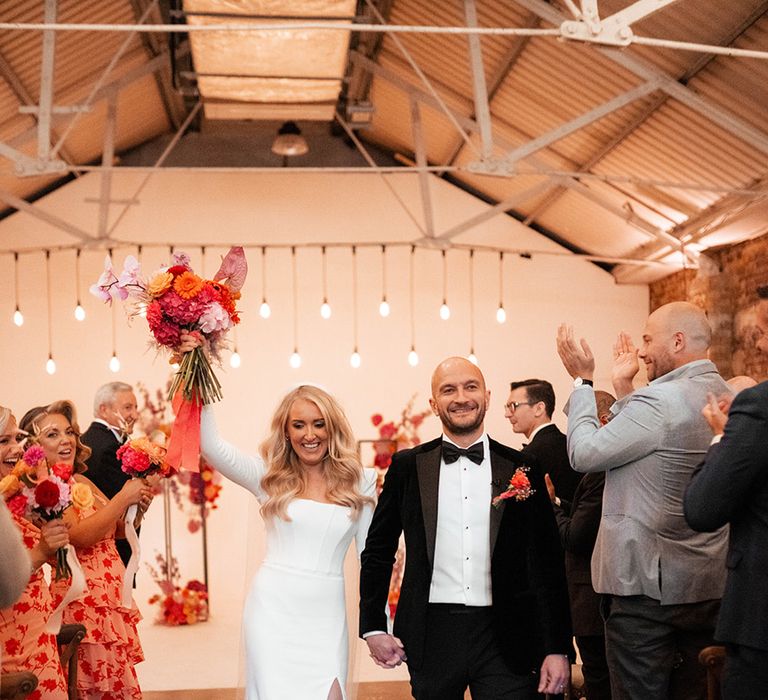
[379,422,397,439]
[371,413,383,426]
[34,479,60,509]
[50,463,73,481]
[167,264,188,276]
[7,493,27,517]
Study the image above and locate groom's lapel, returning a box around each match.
[489,440,515,556]
[416,442,442,570]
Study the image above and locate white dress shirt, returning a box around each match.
[93,418,124,443]
[429,433,492,606]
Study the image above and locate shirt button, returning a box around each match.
[466,556,470,560]
[465,526,469,530]
[464,496,468,500]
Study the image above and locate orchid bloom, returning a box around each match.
[117,255,141,291]
[89,255,118,304]
[172,251,192,269]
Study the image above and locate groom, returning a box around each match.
[360,357,572,699]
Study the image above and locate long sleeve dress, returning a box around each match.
[0,513,68,700]
[200,406,377,700]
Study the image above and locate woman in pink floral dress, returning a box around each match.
[21,401,153,700]
[0,406,70,700]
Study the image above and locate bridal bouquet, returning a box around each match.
[91,247,248,470]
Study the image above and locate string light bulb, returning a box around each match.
[259,246,271,318]
[379,246,390,317]
[468,351,478,366]
[74,249,86,321]
[350,350,361,369]
[46,354,56,375]
[12,252,23,326]
[289,350,302,369]
[439,250,450,320]
[408,347,419,367]
[230,350,241,369]
[496,252,506,324]
[320,247,332,319]
[109,353,121,373]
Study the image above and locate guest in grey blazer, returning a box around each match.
[685,286,768,700]
[556,301,730,700]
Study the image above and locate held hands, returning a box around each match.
[365,634,407,669]
[556,324,595,380]
[538,654,570,695]
[702,392,732,436]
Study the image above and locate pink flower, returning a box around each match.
[198,302,231,334]
[159,290,208,325]
[22,445,45,468]
[171,252,192,269]
[117,255,142,295]
[89,255,118,304]
[117,443,152,477]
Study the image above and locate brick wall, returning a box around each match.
[648,233,768,381]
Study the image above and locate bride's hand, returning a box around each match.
[177,331,203,354]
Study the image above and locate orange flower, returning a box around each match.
[173,271,205,299]
[147,271,174,298]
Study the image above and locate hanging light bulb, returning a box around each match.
[259,246,271,318]
[379,246,390,317]
[439,302,451,320]
[109,353,121,373]
[170,362,180,371]
[12,252,23,327]
[73,250,86,321]
[320,300,332,319]
[496,252,506,325]
[468,351,478,366]
[289,350,302,369]
[408,348,419,367]
[46,354,56,375]
[230,350,241,369]
[439,250,451,320]
[408,246,419,368]
[320,246,332,319]
[350,350,361,369]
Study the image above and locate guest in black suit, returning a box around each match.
[685,285,768,700]
[547,389,616,700]
[505,378,581,501]
[360,357,572,700]
[81,381,139,567]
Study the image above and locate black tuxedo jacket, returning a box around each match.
[684,381,768,651]
[552,472,605,637]
[522,424,581,503]
[81,422,133,568]
[360,436,572,673]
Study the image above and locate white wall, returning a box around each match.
[0,170,648,691]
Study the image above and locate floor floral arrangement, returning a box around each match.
[146,552,208,626]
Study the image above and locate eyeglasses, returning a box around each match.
[504,401,536,413]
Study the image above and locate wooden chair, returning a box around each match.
[0,671,38,700]
[699,645,726,700]
[57,623,86,700]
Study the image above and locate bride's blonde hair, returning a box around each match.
[259,385,372,522]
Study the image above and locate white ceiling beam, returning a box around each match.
[37,0,57,162]
[500,80,662,165]
[601,0,682,31]
[409,97,435,237]
[513,0,768,154]
[0,186,93,242]
[97,93,117,239]
[463,0,494,160]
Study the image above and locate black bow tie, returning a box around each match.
[442,442,484,465]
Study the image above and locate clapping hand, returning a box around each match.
[702,392,732,436]
[611,331,639,398]
[556,324,595,380]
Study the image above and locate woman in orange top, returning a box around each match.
[21,401,152,700]
[0,405,69,700]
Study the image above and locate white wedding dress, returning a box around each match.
[200,407,377,700]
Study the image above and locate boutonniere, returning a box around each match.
[492,467,534,508]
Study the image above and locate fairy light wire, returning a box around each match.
[292,246,299,355]
[45,250,54,367]
[469,249,476,357]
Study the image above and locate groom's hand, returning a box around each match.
[538,654,570,695]
[365,633,407,669]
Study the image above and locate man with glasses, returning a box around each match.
[505,379,580,502]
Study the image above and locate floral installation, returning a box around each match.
[492,467,535,508]
[0,446,73,580]
[370,394,431,476]
[146,552,208,626]
[117,437,174,479]
[368,396,431,617]
[91,247,247,471]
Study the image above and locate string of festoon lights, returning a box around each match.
[7,241,531,374]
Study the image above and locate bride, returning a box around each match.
[184,333,377,699]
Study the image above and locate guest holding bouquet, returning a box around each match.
[0,405,70,699]
[20,400,153,700]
